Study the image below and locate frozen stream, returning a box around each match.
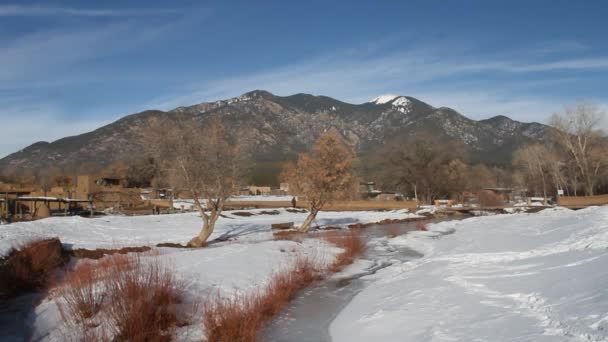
[262,219,456,342]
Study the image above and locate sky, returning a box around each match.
[1,0,608,158]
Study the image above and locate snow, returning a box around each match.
[0,208,418,257]
[10,207,420,341]
[391,96,410,107]
[31,238,340,341]
[331,206,608,342]
[371,94,399,104]
[172,196,295,210]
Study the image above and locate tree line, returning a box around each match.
[2,103,605,246]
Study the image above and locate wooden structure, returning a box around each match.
[15,196,93,218]
[557,194,608,209]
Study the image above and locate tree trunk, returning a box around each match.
[298,208,319,233]
[188,211,220,247]
[188,198,222,247]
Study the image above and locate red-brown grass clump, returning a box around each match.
[202,255,320,342]
[319,229,366,273]
[58,253,185,341]
[416,220,428,231]
[202,229,366,342]
[0,238,66,299]
[386,226,402,238]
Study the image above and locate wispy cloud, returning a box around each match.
[0,4,180,17]
[148,45,608,120]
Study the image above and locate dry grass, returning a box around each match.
[0,238,66,299]
[416,220,428,231]
[60,262,104,323]
[58,253,185,341]
[477,190,506,207]
[202,255,320,342]
[319,229,366,273]
[386,226,402,238]
[272,230,305,242]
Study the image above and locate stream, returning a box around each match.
[261,219,455,342]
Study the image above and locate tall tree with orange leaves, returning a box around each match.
[282,131,356,232]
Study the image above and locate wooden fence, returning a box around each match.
[557,194,608,208]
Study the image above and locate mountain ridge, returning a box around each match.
[0,90,551,183]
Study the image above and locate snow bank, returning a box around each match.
[0,208,417,257]
[331,206,608,342]
[32,238,340,341]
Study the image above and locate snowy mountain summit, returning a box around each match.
[371,94,413,113]
[371,94,400,104]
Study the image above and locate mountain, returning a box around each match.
[0,90,551,184]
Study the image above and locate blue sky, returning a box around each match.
[1,0,608,157]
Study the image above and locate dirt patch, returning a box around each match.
[259,210,281,215]
[286,208,307,213]
[156,242,189,248]
[232,211,256,217]
[68,246,152,260]
[347,216,426,229]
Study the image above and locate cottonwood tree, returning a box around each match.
[282,131,356,232]
[376,133,467,203]
[144,117,249,247]
[550,103,606,196]
[513,144,551,202]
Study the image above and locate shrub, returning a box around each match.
[0,238,66,299]
[386,226,402,238]
[60,261,104,323]
[416,220,428,231]
[320,229,366,272]
[58,253,184,341]
[202,255,320,342]
[477,190,506,207]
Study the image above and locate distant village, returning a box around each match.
[0,172,584,222]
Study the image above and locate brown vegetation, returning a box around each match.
[202,255,320,342]
[204,228,366,341]
[281,131,357,232]
[68,246,152,259]
[0,238,66,299]
[143,117,251,247]
[416,220,428,231]
[319,229,366,272]
[58,253,187,341]
[477,190,506,207]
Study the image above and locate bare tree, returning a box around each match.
[550,103,606,196]
[376,132,466,203]
[513,144,551,202]
[282,131,355,232]
[144,117,249,247]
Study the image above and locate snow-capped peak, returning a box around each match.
[371,94,400,104]
[392,97,410,107]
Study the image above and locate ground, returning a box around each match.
[331,206,608,342]
[2,206,608,341]
[0,207,418,341]
[0,208,416,256]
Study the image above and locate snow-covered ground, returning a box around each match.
[172,195,294,210]
[0,208,417,256]
[0,207,419,340]
[331,206,608,342]
[32,238,338,341]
